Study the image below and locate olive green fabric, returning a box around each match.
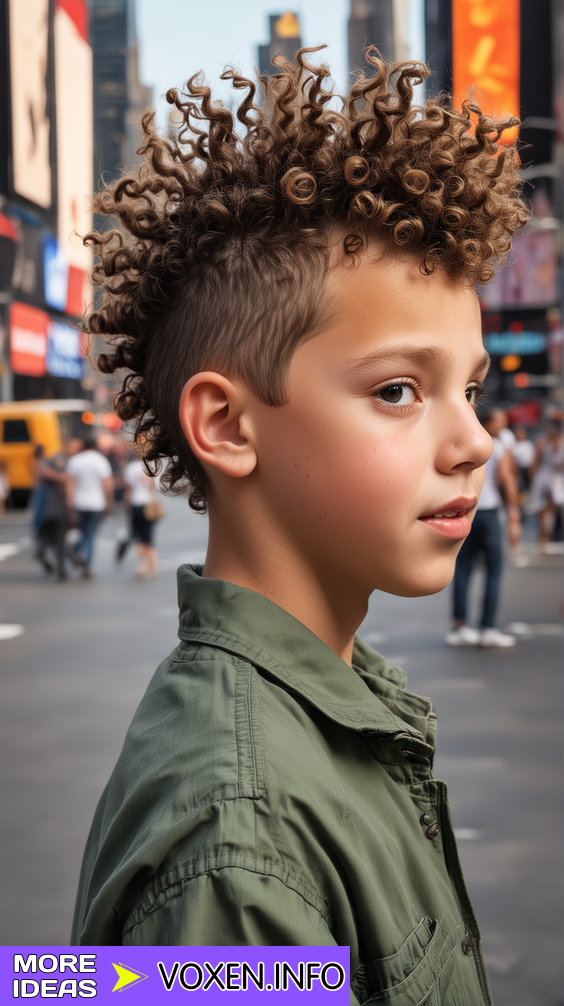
[72,565,492,1006]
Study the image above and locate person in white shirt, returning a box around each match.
[446,410,521,648]
[123,457,159,579]
[511,426,536,494]
[66,435,113,577]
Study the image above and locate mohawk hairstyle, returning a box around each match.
[85,48,529,511]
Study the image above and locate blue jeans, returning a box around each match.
[452,509,504,629]
[76,510,103,569]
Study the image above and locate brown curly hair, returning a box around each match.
[85,47,529,511]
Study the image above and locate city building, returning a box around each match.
[0,0,94,404]
[258,11,302,79]
[89,0,153,196]
[348,0,394,74]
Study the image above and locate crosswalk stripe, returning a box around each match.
[0,624,24,640]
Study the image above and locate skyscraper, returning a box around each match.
[348,0,395,77]
[89,0,153,193]
[258,12,302,78]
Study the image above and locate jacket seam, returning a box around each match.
[122,857,332,937]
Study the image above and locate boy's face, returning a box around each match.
[247,249,493,599]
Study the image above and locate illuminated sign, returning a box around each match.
[9,0,52,207]
[478,230,557,309]
[46,321,83,380]
[55,0,93,312]
[452,0,520,146]
[483,332,546,355]
[275,12,301,37]
[9,302,48,376]
[44,235,69,312]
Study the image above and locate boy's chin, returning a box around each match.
[380,567,456,599]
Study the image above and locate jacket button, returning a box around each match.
[426,821,440,839]
[461,934,472,955]
[420,812,433,827]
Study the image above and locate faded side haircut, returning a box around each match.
[85,48,529,511]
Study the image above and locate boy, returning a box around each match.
[72,50,528,1004]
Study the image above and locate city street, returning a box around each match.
[0,496,562,1006]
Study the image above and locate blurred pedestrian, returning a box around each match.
[36,442,74,580]
[30,444,47,546]
[66,435,113,578]
[98,433,127,505]
[492,407,516,452]
[0,460,9,514]
[446,409,521,648]
[511,426,536,495]
[528,419,564,549]
[123,456,159,579]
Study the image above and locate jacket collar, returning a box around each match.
[177,565,434,746]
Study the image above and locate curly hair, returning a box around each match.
[85,47,529,511]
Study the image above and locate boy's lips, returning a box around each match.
[417,497,478,540]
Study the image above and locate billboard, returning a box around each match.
[46,320,83,380]
[9,0,53,208]
[452,0,520,146]
[54,0,93,315]
[9,302,49,377]
[478,230,558,309]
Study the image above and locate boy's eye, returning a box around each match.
[374,383,417,406]
[466,384,487,408]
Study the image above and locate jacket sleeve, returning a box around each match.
[123,866,359,1002]
[122,865,337,946]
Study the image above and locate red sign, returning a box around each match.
[506,401,542,427]
[57,0,88,42]
[9,301,49,376]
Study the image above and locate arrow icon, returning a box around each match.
[112,962,148,992]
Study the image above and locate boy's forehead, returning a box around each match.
[320,245,482,352]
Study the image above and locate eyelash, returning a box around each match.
[371,380,488,411]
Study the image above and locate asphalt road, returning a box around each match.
[0,496,562,1006]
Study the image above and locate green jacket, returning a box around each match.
[72,565,492,1006]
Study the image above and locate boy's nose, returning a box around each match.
[436,406,494,474]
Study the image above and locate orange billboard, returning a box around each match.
[452,0,520,146]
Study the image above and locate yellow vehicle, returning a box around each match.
[0,400,95,506]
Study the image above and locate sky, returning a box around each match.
[136,0,424,128]
[136,0,350,125]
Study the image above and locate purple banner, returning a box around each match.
[2,947,350,1003]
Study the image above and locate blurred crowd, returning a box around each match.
[445,407,563,649]
[1,410,562,592]
[499,413,563,547]
[25,432,161,582]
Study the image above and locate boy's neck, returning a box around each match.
[203,502,367,667]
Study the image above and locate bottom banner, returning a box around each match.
[1,947,350,1003]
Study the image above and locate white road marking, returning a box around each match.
[0,624,24,640]
[0,544,20,562]
[454,828,482,840]
[506,622,563,636]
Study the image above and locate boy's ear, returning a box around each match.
[179,372,257,478]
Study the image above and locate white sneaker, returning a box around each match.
[478,628,516,648]
[445,625,480,646]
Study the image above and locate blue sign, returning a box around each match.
[46,321,83,380]
[484,331,546,355]
[43,235,69,311]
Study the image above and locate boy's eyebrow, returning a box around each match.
[346,344,491,375]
